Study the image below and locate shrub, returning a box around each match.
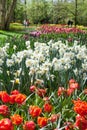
[10,23,25,31]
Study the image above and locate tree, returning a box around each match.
[27,0,49,24]
[64,0,86,26]
[51,1,69,24]
[0,0,17,30]
[13,0,25,23]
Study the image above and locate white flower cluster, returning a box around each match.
[0,43,9,73]
[0,41,87,85]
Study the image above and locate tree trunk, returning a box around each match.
[0,0,6,30]
[5,0,17,30]
[0,0,17,30]
[75,0,78,27]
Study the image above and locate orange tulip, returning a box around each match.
[37,116,48,128]
[73,99,87,117]
[43,103,52,113]
[29,105,42,117]
[11,114,23,125]
[15,93,26,104]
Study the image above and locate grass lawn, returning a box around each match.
[0,24,36,38]
[0,24,38,47]
[0,30,23,46]
[0,24,37,47]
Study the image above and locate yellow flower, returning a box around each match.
[15,78,20,84]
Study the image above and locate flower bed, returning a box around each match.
[28,25,87,47]
[38,24,85,34]
[29,24,85,37]
[0,39,87,129]
[0,81,87,129]
[0,40,87,92]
